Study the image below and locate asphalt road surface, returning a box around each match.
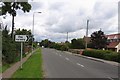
[42,48,119,79]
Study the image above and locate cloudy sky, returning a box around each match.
[1,0,119,42]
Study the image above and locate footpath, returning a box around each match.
[2,50,36,78]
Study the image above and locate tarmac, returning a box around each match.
[64,51,119,67]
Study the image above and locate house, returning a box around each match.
[106,33,120,52]
[83,36,91,44]
[83,33,120,52]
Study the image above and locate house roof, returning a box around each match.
[106,33,120,39]
[107,42,119,48]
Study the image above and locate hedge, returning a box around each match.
[83,50,120,63]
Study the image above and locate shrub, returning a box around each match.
[60,45,69,51]
[83,50,119,63]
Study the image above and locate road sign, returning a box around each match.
[15,35,30,69]
[15,35,29,42]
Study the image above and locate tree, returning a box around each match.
[15,28,32,53]
[40,39,52,48]
[2,26,17,63]
[71,38,85,49]
[2,2,32,39]
[90,30,107,49]
[15,28,32,44]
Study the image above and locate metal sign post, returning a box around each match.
[15,35,30,69]
[20,42,23,69]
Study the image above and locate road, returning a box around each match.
[42,48,119,79]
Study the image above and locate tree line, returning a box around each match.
[40,30,108,50]
[2,26,33,64]
[39,30,108,50]
[1,1,32,65]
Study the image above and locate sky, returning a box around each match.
[1,0,119,42]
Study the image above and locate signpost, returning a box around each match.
[15,35,30,69]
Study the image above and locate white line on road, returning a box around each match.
[65,58,69,61]
[76,63,84,67]
[108,77,114,80]
[59,55,62,56]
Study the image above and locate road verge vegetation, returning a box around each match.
[12,48,43,78]
[83,50,119,63]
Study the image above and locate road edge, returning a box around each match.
[64,51,119,67]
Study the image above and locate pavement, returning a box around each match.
[2,49,37,78]
[42,48,119,79]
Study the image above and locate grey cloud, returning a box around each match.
[45,13,85,33]
[49,2,65,11]
[93,1,117,20]
[30,2,43,10]
[86,1,118,31]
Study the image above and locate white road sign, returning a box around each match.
[15,35,29,42]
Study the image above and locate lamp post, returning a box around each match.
[32,12,41,55]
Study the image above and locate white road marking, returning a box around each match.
[108,77,114,80]
[76,63,84,67]
[65,58,69,61]
[59,55,62,56]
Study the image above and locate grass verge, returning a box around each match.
[1,63,10,73]
[12,48,43,78]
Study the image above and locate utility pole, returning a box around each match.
[66,32,68,42]
[85,20,89,49]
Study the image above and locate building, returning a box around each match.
[83,33,120,52]
[106,33,120,52]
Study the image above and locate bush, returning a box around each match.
[60,45,69,51]
[83,50,119,63]
[53,43,62,50]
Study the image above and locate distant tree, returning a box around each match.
[90,30,107,49]
[40,39,52,48]
[2,2,32,38]
[71,39,77,49]
[77,38,85,49]
[71,38,85,49]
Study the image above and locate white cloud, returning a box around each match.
[1,0,119,42]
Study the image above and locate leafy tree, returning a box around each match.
[15,28,32,44]
[2,26,16,63]
[90,30,107,49]
[15,28,32,53]
[40,39,52,48]
[60,44,69,51]
[2,2,32,38]
[71,38,85,49]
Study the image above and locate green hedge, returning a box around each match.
[83,50,119,63]
[60,45,69,51]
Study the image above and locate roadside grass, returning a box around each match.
[12,48,43,78]
[1,52,28,73]
[1,63,10,73]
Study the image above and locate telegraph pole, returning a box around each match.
[66,32,68,42]
[85,20,89,49]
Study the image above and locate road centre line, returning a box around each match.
[107,77,114,80]
[65,57,69,61]
[76,63,84,67]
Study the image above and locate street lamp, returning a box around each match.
[32,12,42,55]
